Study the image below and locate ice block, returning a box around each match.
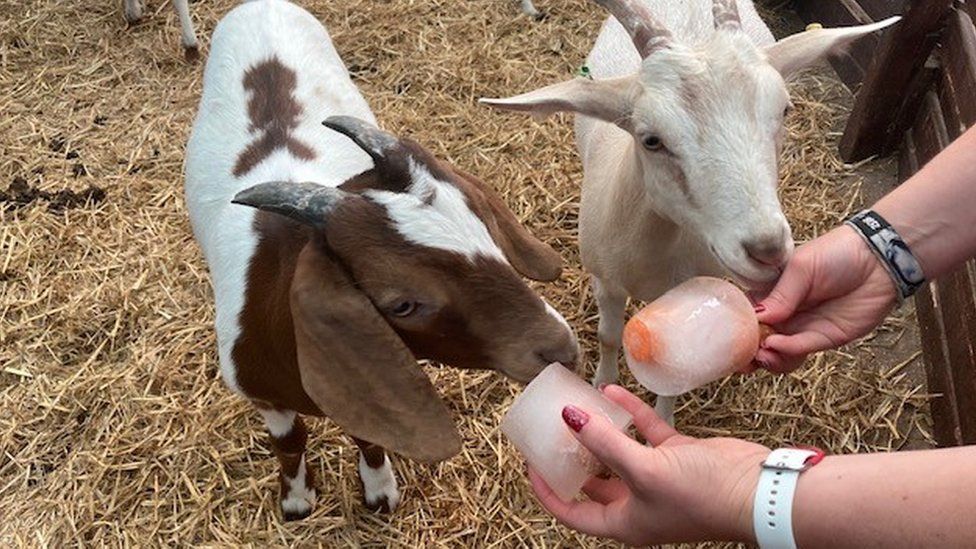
[501,363,633,501]
[623,276,764,396]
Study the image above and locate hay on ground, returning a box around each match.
[0,0,931,546]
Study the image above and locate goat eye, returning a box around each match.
[390,301,418,317]
[642,135,664,152]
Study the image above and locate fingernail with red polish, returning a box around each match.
[754,304,767,313]
[562,405,589,432]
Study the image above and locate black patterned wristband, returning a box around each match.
[845,210,926,301]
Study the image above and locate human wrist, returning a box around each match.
[725,452,765,543]
[744,447,828,548]
[789,454,839,548]
[837,224,899,289]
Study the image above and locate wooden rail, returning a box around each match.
[795,1,976,446]
[900,8,976,445]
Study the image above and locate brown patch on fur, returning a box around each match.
[337,167,411,195]
[270,415,308,479]
[321,197,501,370]
[264,412,315,520]
[353,437,387,469]
[232,213,321,415]
[233,58,315,177]
[232,140,574,459]
[233,186,570,418]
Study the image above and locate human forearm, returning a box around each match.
[873,125,976,280]
[790,446,976,548]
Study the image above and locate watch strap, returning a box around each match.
[753,448,821,549]
[845,209,926,301]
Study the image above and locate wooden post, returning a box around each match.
[899,8,976,446]
[839,0,954,162]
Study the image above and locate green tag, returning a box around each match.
[577,65,593,80]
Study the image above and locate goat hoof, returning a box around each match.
[533,10,549,21]
[361,484,400,513]
[358,454,400,512]
[280,497,314,521]
[124,6,143,23]
[282,506,312,521]
[280,486,315,521]
[363,494,392,513]
[183,45,200,62]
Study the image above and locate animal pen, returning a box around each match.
[0,0,969,547]
[796,0,976,447]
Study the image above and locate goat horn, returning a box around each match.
[593,0,672,58]
[712,0,741,31]
[323,116,400,163]
[232,181,349,228]
[323,115,409,180]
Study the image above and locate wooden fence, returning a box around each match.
[794,0,976,446]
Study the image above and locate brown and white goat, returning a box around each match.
[124,0,198,57]
[184,0,577,519]
[484,0,897,421]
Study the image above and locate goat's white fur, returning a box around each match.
[187,0,377,399]
[281,456,316,516]
[364,159,508,263]
[359,454,401,512]
[258,408,297,438]
[483,1,899,420]
[185,0,574,513]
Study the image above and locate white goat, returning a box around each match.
[124,0,199,57]
[185,0,578,518]
[483,0,897,420]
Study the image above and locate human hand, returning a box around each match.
[529,385,769,546]
[754,225,898,372]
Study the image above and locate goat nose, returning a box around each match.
[743,235,788,267]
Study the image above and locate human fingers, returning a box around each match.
[528,467,616,538]
[763,330,840,358]
[755,255,814,325]
[754,346,806,373]
[562,405,649,484]
[600,385,680,446]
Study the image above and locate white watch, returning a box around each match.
[753,447,825,549]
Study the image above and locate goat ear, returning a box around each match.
[765,17,900,79]
[480,76,640,132]
[453,168,562,282]
[290,242,461,462]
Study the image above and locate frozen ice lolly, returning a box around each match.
[501,363,633,501]
[623,276,765,396]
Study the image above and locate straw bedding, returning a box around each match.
[0,0,931,546]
